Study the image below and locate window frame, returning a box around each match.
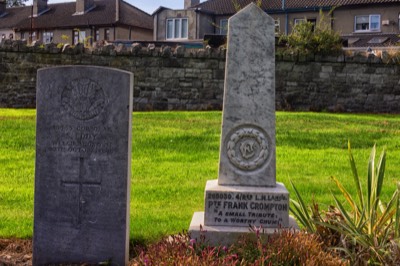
[274,18,280,35]
[42,31,53,44]
[293,18,317,32]
[73,30,86,44]
[104,28,110,41]
[355,14,381,32]
[166,18,189,40]
[399,13,400,31]
[294,18,306,25]
[220,19,228,35]
[95,29,100,42]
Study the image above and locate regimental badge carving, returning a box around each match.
[226,126,270,171]
[61,79,105,120]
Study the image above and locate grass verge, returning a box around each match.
[1,109,400,244]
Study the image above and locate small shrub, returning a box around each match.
[232,229,348,265]
[132,233,239,266]
[131,230,347,265]
[279,8,342,56]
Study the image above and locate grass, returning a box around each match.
[1,109,400,244]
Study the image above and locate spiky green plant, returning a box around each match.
[321,142,399,264]
[290,179,317,233]
[291,142,400,264]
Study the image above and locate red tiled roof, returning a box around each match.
[0,0,153,31]
[194,0,400,15]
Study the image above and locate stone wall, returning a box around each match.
[276,53,400,113]
[1,40,400,113]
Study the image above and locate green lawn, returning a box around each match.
[1,109,400,244]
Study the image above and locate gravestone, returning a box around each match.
[33,66,133,265]
[189,3,297,245]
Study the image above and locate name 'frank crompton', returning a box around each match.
[218,201,287,211]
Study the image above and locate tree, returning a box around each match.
[6,0,27,7]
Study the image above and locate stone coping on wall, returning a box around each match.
[0,40,226,59]
[2,39,400,64]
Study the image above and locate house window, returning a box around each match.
[308,19,317,31]
[73,30,86,44]
[95,29,99,41]
[104,28,110,40]
[73,30,78,43]
[21,32,25,40]
[355,15,380,32]
[294,18,306,25]
[274,19,280,34]
[43,31,53,44]
[294,18,316,31]
[220,19,228,35]
[166,18,188,39]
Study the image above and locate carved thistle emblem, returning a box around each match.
[61,78,105,120]
[226,126,270,171]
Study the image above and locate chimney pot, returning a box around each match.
[33,0,48,17]
[184,0,200,9]
[76,0,95,15]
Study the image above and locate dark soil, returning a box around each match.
[0,239,143,265]
[0,238,32,266]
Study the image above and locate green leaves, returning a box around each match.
[290,180,316,233]
[279,8,342,56]
[291,143,400,264]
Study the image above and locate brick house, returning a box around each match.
[0,0,153,44]
[153,0,400,47]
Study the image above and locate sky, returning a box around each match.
[24,0,206,14]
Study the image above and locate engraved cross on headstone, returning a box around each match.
[61,157,101,228]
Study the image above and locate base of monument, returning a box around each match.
[188,212,299,246]
[204,179,291,227]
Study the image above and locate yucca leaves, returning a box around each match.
[348,141,364,211]
[376,150,386,200]
[290,143,400,264]
[395,183,400,238]
[289,180,316,233]
[367,145,375,220]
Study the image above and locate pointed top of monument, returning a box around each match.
[230,2,274,28]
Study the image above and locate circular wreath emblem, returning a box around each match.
[61,79,105,120]
[226,126,270,171]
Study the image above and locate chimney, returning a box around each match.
[184,0,200,9]
[75,0,95,15]
[33,0,48,17]
[0,0,6,16]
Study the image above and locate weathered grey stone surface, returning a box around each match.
[33,66,133,265]
[189,3,297,245]
[190,212,298,246]
[204,180,289,227]
[218,3,276,187]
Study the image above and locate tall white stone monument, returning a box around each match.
[189,3,297,245]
